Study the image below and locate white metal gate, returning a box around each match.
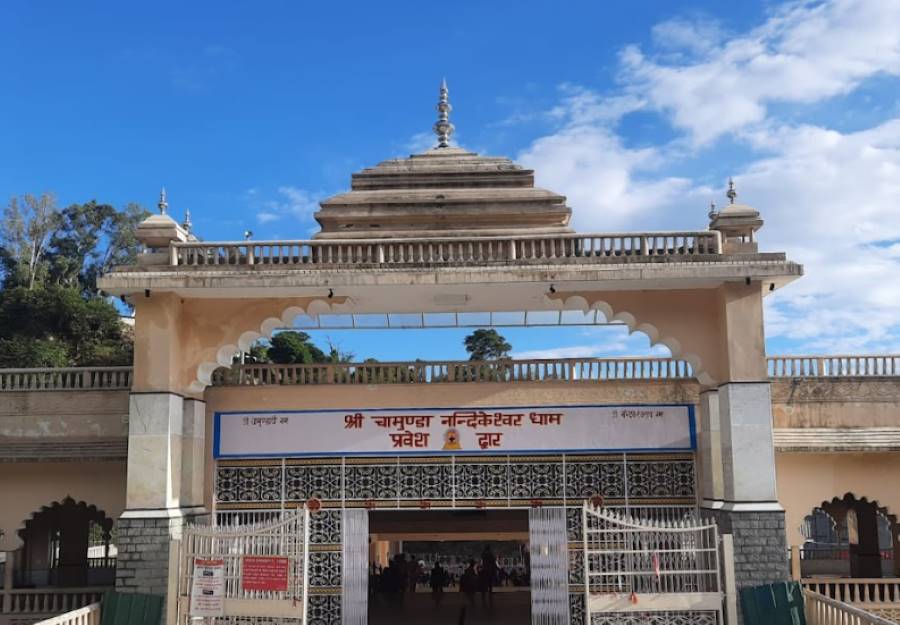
[529,507,571,625]
[176,508,311,625]
[582,502,722,625]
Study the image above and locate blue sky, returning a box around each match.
[3,0,900,361]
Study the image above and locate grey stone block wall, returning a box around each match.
[115,516,183,596]
[116,513,209,597]
[711,509,790,590]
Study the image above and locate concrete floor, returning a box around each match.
[369,591,531,625]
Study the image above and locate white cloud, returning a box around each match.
[251,186,324,226]
[518,120,692,230]
[511,0,900,354]
[734,120,900,351]
[621,0,900,144]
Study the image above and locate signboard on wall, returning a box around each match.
[189,558,224,617]
[214,404,695,458]
[242,556,290,592]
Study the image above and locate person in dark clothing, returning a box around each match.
[430,561,447,607]
[479,545,498,603]
[460,559,478,605]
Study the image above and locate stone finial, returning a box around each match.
[433,78,455,148]
[726,178,737,205]
[182,208,192,233]
[158,187,169,215]
[708,201,717,221]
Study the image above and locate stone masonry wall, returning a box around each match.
[115,517,183,596]
[711,510,790,625]
[711,509,790,589]
[116,513,208,597]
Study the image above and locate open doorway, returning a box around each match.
[367,509,532,625]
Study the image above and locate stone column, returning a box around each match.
[116,294,208,599]
[2,550,14,613]
[708,382,788,592]
[116,393,206,596]
[703,283,789,595]
[696,389,723,507]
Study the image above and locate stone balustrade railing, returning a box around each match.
[768,355,900,378]
[802,579,900,606]
[803,589,899,625]
[169,231,722,267]
[1,588,105,618]
[2,354,899,392]
[0,367,132,392]
[32,602,101,625]
[210,357,695,386]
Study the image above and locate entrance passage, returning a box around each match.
[368,509,531,625]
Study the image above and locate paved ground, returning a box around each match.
[369,591,531,625]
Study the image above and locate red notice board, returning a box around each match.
[241,556,290,592]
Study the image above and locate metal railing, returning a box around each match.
[32,602,101,625]
[803,590,898,625]
[768,355,900,378]
[211,357,694,386]
[169,231,723,267]
[0,367,132,392]
[1,588,106,617]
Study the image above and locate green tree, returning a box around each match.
[463,329,512,361]
[1,195,148,294]
[266,331,328,364]
[0,287,133,367]
[47,200,148,295]
[0,193,60,290]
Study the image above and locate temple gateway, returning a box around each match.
[2,83,899,625]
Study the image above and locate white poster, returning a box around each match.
[189,558,225,617]
[215,404,694,458]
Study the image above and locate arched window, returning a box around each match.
[16,497,116,588]
[801,508,846,559]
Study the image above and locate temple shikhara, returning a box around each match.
[2,83,899,625]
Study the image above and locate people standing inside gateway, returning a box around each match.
[430,560,448,607]
[460,559,479,604]
[479,544,498,603]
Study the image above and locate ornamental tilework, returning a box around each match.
[309,510,341,545]
[565,462,625,499]
[399,463,452,499]
[215,454,695,505]
[510,462,563,498]
[455,462,509,499]
[570,593,586,625]
[590,612,717,625]
[344,464,398,500]
[307,595,341,625]
[567,506,583,542]
[308,551,341,587]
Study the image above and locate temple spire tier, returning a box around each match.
[314,81,572,239]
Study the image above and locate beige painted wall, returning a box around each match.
[0,391,128,439]
[0,462,127,551]
[776,451,900,547]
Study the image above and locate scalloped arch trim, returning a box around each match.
[188,298,346,394]
[547,293,716,386]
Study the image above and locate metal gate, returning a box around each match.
[582,502,723,624]
[176,508,311,625]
